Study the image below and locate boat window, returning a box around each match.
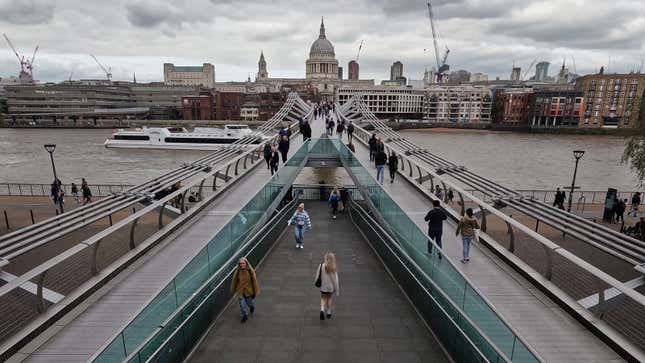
[114,135,150,141]
[164,137,261,144]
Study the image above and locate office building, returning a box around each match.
[163,63,215,88]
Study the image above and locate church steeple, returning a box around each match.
[257,50,268,81]
[319,17,326,39]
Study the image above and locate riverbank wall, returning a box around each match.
[0,118,269,129]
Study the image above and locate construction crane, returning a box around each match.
[3,33,38,83]
[426,1,449,83]
[90,54,112,81]
[570,55,577,75]
[355,40,363,62]
[522,58,537,80]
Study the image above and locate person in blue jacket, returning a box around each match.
[328,188,341,220]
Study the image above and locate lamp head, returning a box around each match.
[573,150,585,160]
[44,144,56,153]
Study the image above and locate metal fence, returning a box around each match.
[0,183,133,197]
[464,189,640,206]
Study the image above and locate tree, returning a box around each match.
[622,96,645,186]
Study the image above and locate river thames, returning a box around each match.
[0,128,639,191]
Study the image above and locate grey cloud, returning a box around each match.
[125,0,216,28]
[0,0,54,25]
[126,2,170,28]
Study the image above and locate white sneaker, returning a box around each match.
[300,244,304,249]
[333,215,336,219]
[296,243,300,249]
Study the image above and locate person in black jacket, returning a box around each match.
[269,146,280,175]
[303,121,312,140]
[368,134,377,161]
[263,142,272,169]
[424,200,447,258]
[388,152,398,183]
[374,148,387,184]
[278,135,290,164]
[347,122,355,143]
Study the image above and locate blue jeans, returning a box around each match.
[376,165,385,184]
[294,225,305,245]
[462,235,473,260]
[427,230,443,255]
[239,295,254,317]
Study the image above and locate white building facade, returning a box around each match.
[163,63,215,88]
[424,85,492,123]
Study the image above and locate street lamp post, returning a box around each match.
[44,144,63,213]
[567,150,585,213]
[44,144,58,182]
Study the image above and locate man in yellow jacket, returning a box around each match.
[231,257,260,323]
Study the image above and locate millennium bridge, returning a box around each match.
[0,93,643,362]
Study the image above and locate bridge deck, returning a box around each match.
[188,201,448,363]
[16,136,305,362]
[343,122,622,361]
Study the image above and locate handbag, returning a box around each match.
[314,263,322,288]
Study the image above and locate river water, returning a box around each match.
[0,128,639,191]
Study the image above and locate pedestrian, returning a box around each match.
[424,200,447,258]
[278,135,290,164]
[616,199,627,223]
[279,125,290,139]
[447,188,454,204]
[263,142,272,170]
[269,145,280,175]
[50,182,60,207]
[82,182,92,205]
[435,185,445,201]
[288,203,312,249]
[328,188,341,219]
[328,119,335,136]
[631,192,641,216]
[303,121,312,140]
[368,134,377,161]
[374,147,387,185]
[231,257,260,323]
[456,208,480,263]
[339,187,349,213]
[71,182,80,203]
[347,122,354,143]
[81,178,88,189]
[315,252,339,320]
[336,120,345,140]
[388,152,398,183]
[347,142,355,153]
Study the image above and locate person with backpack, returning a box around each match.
[328,188,341,219]
[263,142,272,170]
[269,145,280,175]
[456,208,480,263]
[631,192,641,216]
[82,182,93,205]
[388,152,398,183]
[278,135,290,164]
[425,200,447,258]
[231,257,260,323]
[314,252,339,320]
[336,120,345,140]
[288,203,312,249]
[71,182,80,203]
[374,147,387,185]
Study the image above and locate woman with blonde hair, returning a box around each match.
[288,203,312,249]
[231,257,260,323]
[314,252,339,320]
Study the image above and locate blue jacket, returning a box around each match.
[328,193,341,207]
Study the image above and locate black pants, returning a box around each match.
[348,132,353,143]
[369,150,374,161]
[331,201,338,216]
[281,151,288,163]
[264,156,271,169]
[389,168,396,181]
[427,230,443,256]
[270,163,278,175]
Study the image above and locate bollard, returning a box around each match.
[132,207,136,214]
[30,209,35,224]
[108,214,113,226]
[3,210,9,230]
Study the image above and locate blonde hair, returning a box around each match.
[324,252,337,273]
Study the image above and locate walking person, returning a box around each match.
[303,121,312,140]
[434,185,445,202]
[388,152,398,183]
[631,192,641,216]
[231,257,260,323]
[278,135,290,164]
[447,188,455,204]
[269,146,280,175]
[71,182,80,203]
[315,252,339,320]
[288,203,312,249]
[347,142,355,153]
[328,119,335,136]
[336,120,345,140]
[328,188,341,219]
[616,199,627,224]
[347,122,354,143]
[50,182,60,208]
[456,208,480,263]
[374,147,387,185]
[82,182,92,205]
[425,200,447,258]
[263,142,272,170]
[368,134,377,161]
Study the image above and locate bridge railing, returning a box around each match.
[464,189,640,208]
[0,183,132,197]
[347,123,645,361]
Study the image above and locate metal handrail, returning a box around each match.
[348,199,518,362]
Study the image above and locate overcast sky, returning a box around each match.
[0,0,644,83]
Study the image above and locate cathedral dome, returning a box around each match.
[309,18,335,58]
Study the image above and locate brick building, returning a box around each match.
[531,86,583,127]
[575,73,645,128]
[181,92,215,120]
[493,88,534,126]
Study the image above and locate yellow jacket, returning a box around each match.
[231,265,260,298]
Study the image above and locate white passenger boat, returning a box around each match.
[104,125,268,150]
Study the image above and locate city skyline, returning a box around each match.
[0,0,644,83]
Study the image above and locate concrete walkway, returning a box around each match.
[189,201,448,363]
